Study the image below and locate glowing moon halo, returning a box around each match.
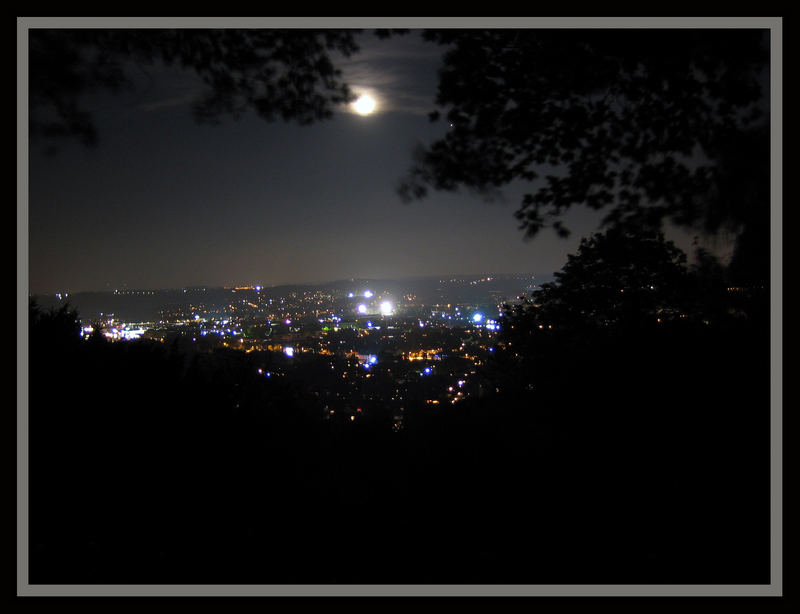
[352,94,377,115]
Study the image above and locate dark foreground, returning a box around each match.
[27,307,772,585]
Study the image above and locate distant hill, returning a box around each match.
[30,273,556,323]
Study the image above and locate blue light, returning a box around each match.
[472,312,484,323]
[369,355,378,364]
[424,367,432,375]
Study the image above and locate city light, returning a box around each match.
[50,277,528,406]
[118,328,144,340]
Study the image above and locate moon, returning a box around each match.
[352,94,377,115]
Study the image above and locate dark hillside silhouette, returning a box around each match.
[486,229,771,582]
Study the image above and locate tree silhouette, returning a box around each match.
[501,228,693,337]
[398,29,770,281]
[483,226,771,583]
[28,298,82,351]
[28,28,378,148]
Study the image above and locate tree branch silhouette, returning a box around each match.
[28,29,377,148]
[398,29,770,282]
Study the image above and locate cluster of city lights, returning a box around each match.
[361,354,378,369]
[349,288,394,317]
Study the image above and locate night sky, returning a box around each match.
[26,24,709,296]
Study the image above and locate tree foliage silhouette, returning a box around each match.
[28,298,82,351]
[398,29,770,281]
[485,226,770,584]
[28,28,376,147]
[501,228,693,336]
